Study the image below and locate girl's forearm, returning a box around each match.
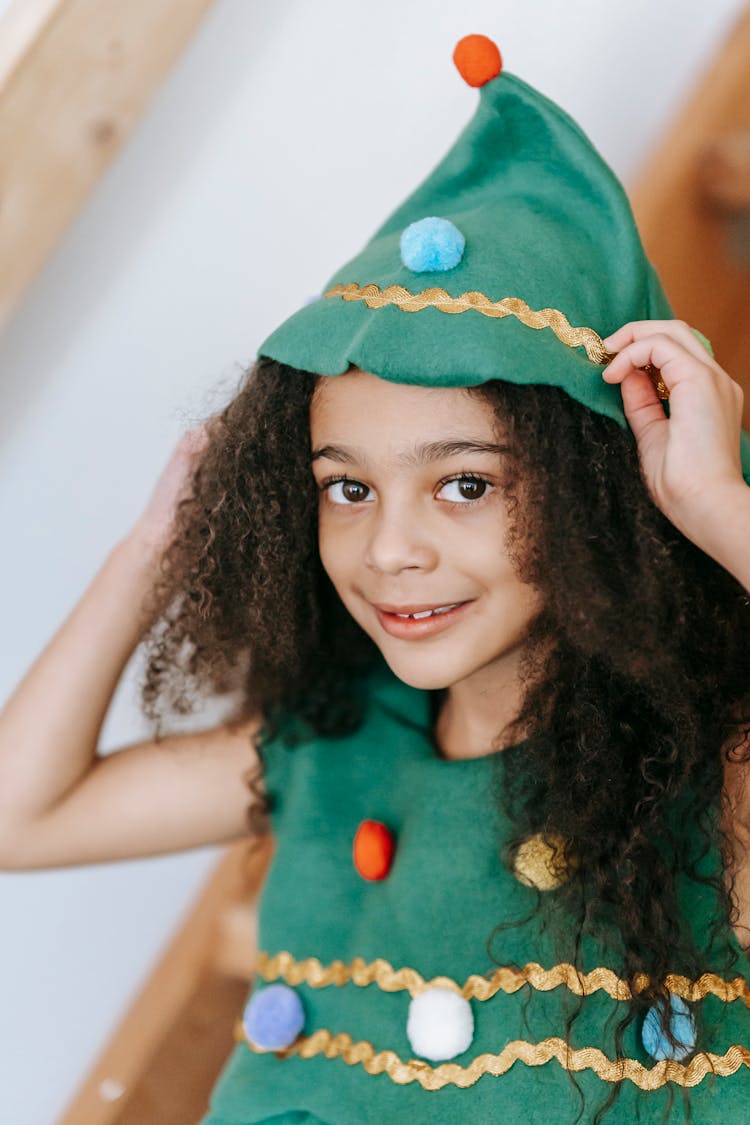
[690,481,750,594]
[0,534,161,828]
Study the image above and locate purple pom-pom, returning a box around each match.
[242,983,305,1051]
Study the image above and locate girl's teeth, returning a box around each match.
[395,603,460,620]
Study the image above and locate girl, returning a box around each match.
[2,32,750,1125]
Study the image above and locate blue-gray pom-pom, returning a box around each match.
[400,216,466,273]
[242,983,305,1051]
[641,994,696,1062]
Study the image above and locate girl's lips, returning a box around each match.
[373,600,472,639]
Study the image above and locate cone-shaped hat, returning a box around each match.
[257,33,750,478]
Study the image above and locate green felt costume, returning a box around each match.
[199,33,750,1124]
[200,661,750,1125]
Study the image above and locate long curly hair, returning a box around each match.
[138,356,750,1124]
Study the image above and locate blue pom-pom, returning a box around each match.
[400,216,466,273]
[242,983,305,1051]
[641,994,696,1062]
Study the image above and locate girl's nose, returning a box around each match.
[364,507,438,575]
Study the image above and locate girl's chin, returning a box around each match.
[376,651,467,693]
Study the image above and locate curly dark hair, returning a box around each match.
[138,355,750,1124]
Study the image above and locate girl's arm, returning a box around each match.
[601,320,750,591]
[603,324,750,886]
[0,431,260,870]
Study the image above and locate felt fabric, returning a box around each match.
[256,39,750,484]
[199,659,750,1125]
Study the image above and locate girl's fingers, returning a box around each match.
[182,423,211,454]
[602,319,716,368]
[602,330,744,426]
[595,319,748,555]
[613,367,669,451]
[133,424,213,552]
[601,332,714,397]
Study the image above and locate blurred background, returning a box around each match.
[0,1,748,1122]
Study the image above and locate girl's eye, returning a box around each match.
[437,475,492,503]
[321,478,373,505]
[318,474,493,506]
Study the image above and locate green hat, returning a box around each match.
[257,33,750,483]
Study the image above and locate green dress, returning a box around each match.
[199,658,750,1124]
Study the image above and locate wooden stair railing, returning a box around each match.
[0,0,218,333]
[56,834,273,1125]
[629,3,750,423]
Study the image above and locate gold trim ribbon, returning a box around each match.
[236,950,750,1090]
[323,281,669,400]
[256,949,750,1007]
[233,1022,750,1091]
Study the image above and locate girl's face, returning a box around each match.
[309,368,543,693]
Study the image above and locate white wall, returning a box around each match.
[0,1,744,1122]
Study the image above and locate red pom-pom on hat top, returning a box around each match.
[353,819,395,881]
[452,34,503,88]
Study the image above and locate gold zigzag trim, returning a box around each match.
[323,281,670,399]
[233,1022,750,1091]
[256,950,750,1008]
[325,282,607,360]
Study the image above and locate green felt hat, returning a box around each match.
[257,33,750,482]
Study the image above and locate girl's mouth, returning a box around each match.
[373,601,471,639]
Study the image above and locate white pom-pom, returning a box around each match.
[406,986,474,1061]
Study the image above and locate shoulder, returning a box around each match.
[722,726,750,839]
[257,659,430,759]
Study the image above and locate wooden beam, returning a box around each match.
[110,970,251,1125]
[0,0,217,332]
[629,4,750,409]
[56,835,273,1125]
[699,130,750,212]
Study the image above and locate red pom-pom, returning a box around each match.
[453,34,503,88]
[353,819,395,881]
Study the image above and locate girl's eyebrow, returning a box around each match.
[311,439,510,468]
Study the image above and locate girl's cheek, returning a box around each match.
[317,525,346,574]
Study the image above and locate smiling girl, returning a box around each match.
[2,31,750,1125]
[311,368,543,747]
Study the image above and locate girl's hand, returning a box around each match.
[129,424,211,559]
[601,320,750,561]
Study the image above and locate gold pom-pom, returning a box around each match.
[512,833,576,891]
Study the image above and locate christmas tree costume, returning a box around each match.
[199,34,750,1124]
[201,661,750,1124]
